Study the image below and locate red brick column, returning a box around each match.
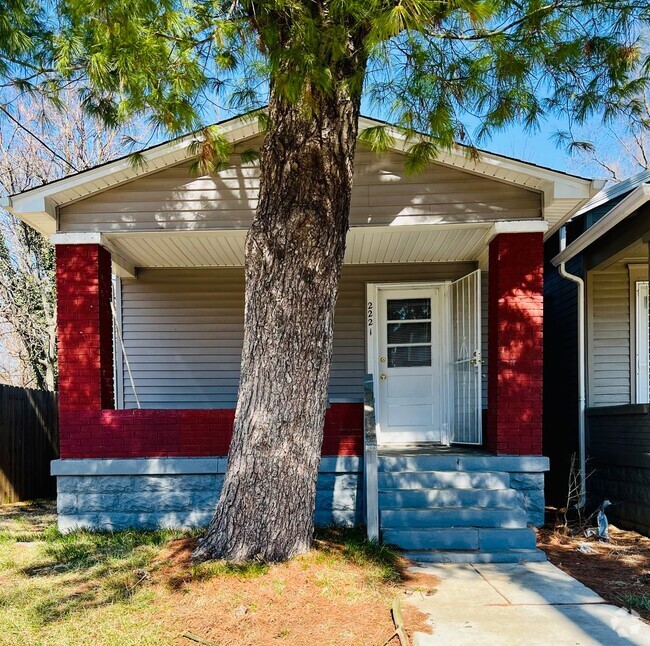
[487,232,543,455]
[56,244,114,413]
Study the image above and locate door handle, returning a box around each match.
[380,374,387,380]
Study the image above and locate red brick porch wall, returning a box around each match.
[56,244,362,459]
[58,404,363,459]
[487,232,544,455]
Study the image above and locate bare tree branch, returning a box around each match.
[0,91,149,389]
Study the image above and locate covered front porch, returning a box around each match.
[53,219,545,459]
[50,220,549,561]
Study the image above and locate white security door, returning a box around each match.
[376,286,444,443]
[450,270,482,444]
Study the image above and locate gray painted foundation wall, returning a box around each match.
[54,457,363,532]
[53,455,547,533]
[510,471,545,527]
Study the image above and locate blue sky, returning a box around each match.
[477,122,571,172]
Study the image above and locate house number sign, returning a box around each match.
[367,301,374,336]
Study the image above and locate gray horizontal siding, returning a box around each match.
[589,260,631,407]
[61,142,541,233]
[121,269,243,408]
[120,263,477,409]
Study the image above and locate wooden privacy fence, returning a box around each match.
[0,384,58,504]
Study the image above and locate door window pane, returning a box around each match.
[387,322,431,344]
[388,346,431,368]
[387,298,431,320]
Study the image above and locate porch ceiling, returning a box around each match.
[104,224,497,269]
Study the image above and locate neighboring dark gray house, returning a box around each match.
[545,169,650,534]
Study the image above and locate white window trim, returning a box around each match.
[628,264,649,404]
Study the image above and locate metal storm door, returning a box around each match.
[376,286,443,443]
[450,270,482,445]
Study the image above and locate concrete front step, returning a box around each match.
[381,507,527,529]
[379,487,521,509]
[383,527,537,551]
[402,548,547,564]
[378,471,510,490]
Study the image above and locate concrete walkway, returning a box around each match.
[404,561,650,645]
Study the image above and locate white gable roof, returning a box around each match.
[2,113,602,237]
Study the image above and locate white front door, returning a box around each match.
[375,286,445,443]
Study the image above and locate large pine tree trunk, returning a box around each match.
[193,89,361,562]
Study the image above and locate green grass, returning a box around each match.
[0,502,189,644]
[619,593,650,612]
[40,525,189,570]
[314,525,403,585]
[0,503,405,645]
[191,559,270,581]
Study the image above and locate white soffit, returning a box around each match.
[103,224,506,268]
[3,114,600,238]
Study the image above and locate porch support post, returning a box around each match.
[487,232,544,455]
[56,244,115,413]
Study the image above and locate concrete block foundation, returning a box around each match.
[53,456,363,532]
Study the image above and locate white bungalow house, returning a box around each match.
[3,114,602,562]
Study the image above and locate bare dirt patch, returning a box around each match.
[538,525,650,623]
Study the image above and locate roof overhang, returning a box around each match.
[551,183,650,267]
[2,113,602,238]
[49,220,547,270]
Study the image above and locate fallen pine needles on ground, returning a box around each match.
[538,524,650,624]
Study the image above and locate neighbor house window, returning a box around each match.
[635,280,650,404]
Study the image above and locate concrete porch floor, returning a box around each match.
[378,444,492,456]
[405,561,650,645]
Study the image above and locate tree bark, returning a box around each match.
[193,88,362,563]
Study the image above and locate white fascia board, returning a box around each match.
[545,179,608,241]
[2,195,58,236]
[485,220,549,244]
[51,232,103,245]
[551,183,650,267]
